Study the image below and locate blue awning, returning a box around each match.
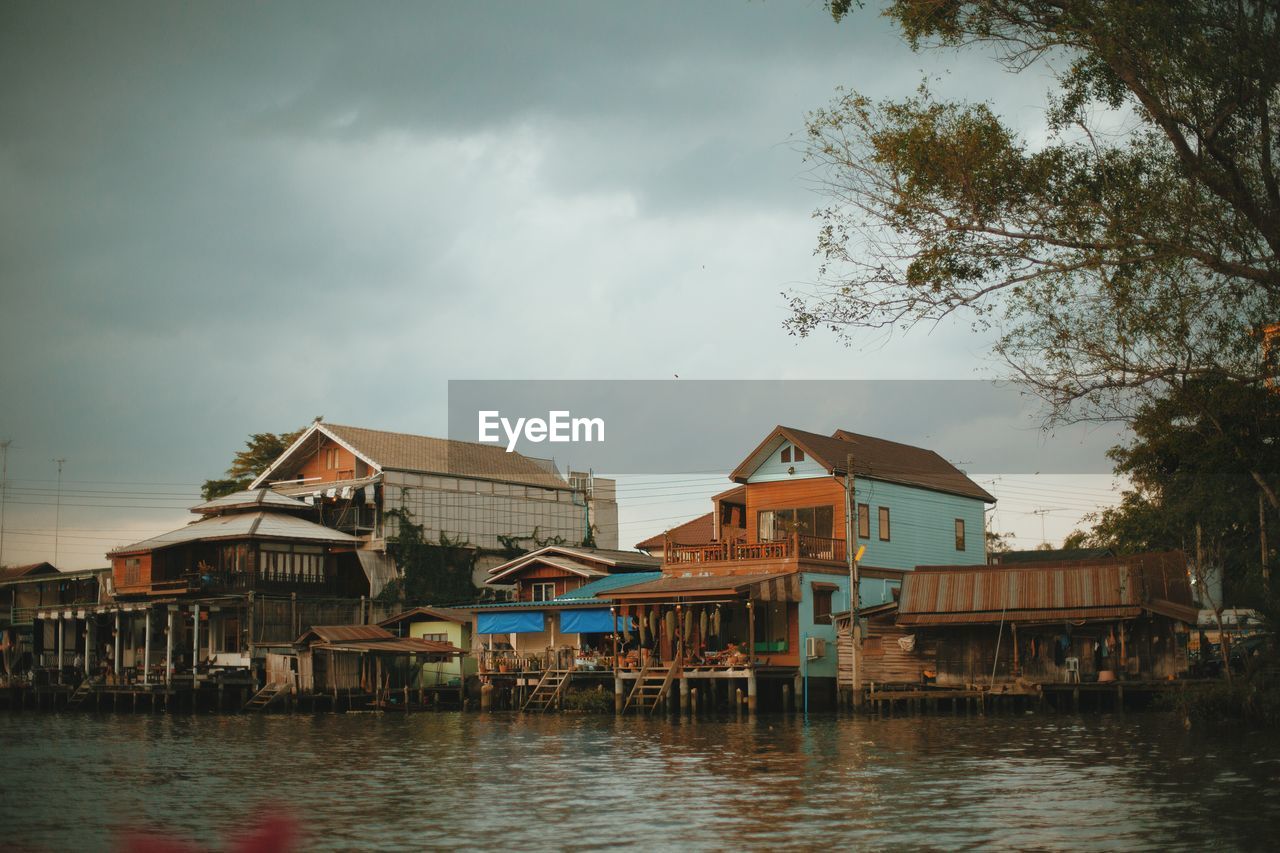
[559,608,626,634]
[477,611,545,634]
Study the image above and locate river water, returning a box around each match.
[1,711,1277,851]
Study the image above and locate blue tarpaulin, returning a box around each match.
[559,609,625,634]
[477,611,545,634]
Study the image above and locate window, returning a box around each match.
[812,585,836,625]
[878,507,891,541]
[420,632,448,643]
[857,503,870,540]
[259,542,324,583]
[124,558,141,585]
[955,518,966,551]
[531,582,556,602]
[794,447,805,462]
[781,446,792,463]
[757,505,834,540]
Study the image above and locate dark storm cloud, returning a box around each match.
[0,1,1067,566]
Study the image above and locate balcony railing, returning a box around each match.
[665,533,846,566]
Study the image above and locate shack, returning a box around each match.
[293,625,462,708]
[838,552,1199,696]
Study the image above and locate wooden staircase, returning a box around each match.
[65,676,101,710]
[243,683,288,713]
[623,652,681,714]
[522,669,572,712]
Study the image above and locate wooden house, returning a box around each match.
[1,564,111,679]
[292,624,462,706]
[379,606,478,686]
[604,424,994,712]
[836,552,1199,694]
[476,547,661,670]
[248,421,621,585]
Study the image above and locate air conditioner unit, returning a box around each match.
[805,636,826,660]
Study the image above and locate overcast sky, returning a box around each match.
[0,1,1123,568]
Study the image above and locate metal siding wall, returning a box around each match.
[851,479,987,570]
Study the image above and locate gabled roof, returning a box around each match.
[728,425,994,503]
[249,422,568,491]
[108,511,361,556]
[485,545,660,585]
[379,606,474,628]
[191,488,311,516]
[295,624,461,655]
[0,562,59,582]
[634,512,715,552]
[897,551,1195,626]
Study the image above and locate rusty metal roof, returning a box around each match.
[300,625,393,643]
[379,606,474,627]
[898,607,1143,626]
[309,636,463,655]
[634,512,715,551]
[898,551,1194,624]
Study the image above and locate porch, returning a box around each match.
[663,532,846,568]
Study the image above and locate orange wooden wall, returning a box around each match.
[743,478,846,543]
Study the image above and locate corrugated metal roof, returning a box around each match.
[301,625,393,643]
[898,607,1142,626]
[612,571,794,597]
[191,489,310,515]
[554,571,665,600]
[899,551,1194,623]
[109,512,361,555]
[310,638,461,655]
[379,606,474,627]
[355,550,398,599]
[728,426,995,502]
[0,562,59,582]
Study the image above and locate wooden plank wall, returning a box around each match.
[744,479,845,544]
[837,615,936,686]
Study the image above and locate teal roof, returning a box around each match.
[554,572,664,601]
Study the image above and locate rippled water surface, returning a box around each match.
[2,711,1278,851]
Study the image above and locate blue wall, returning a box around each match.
[747,440,829,482]
[799,574,902,679]
[849,478,986,569]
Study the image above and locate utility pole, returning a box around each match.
[53,457,66,566]
[844,453,862,709]
[1261,491,1270,593]
[0,439,10,567]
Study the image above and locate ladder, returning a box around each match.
[65,676,100,710]
[522,669,572,712]
[624,652,681,714]
[243,683,287,713]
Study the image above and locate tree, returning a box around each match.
[201,427,305,500]
[1073,376,1279,607]
[792,2,1280,426]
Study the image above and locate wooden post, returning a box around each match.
[679,675,690,714]
[1262,491,1270,593]
[782,682,791,713]
[165,609,174,685]
[191,603,200,681]
[56,613,64,684]
[614,675,624,714]
[114,610,122,683]
[793,672,803,713]
[746,673,757,715]
[843,453,862,708]
[143,608,152,686]
[1011,623,1019,677]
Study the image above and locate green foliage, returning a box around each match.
[794,1,1280,422]
[1166,660,1280,727]
[381,501,477,606]
[201,427,306,500]
[1074,377,1279,607]
[495,528,569,560]
[985,529,1015,553]
[560,687,615,713]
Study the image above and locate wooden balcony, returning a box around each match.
[664,533,846,567]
